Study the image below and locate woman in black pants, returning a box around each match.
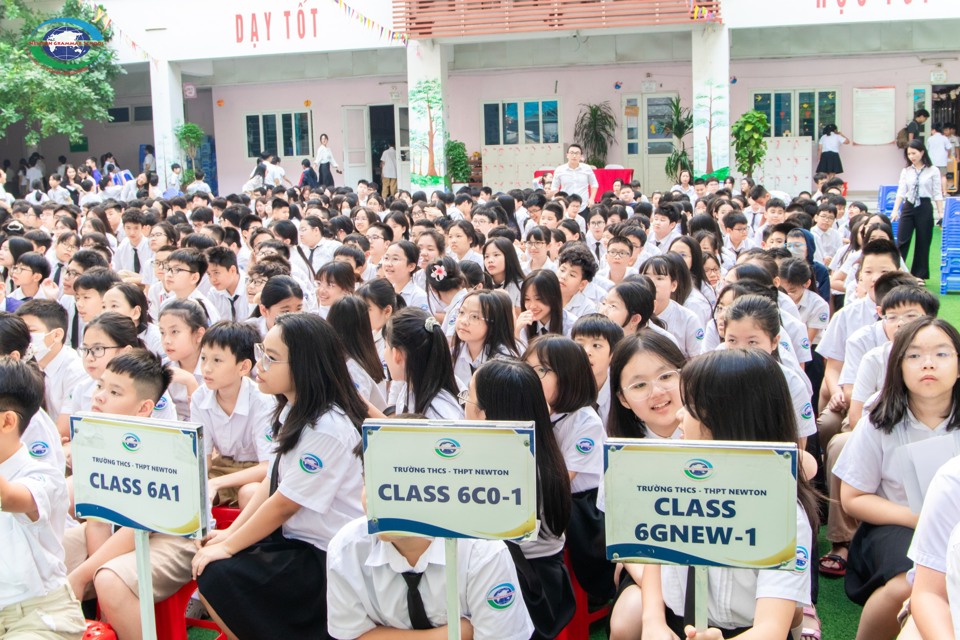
[891,139,944,279]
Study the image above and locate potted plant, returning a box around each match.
[445,139,471,191]
[574,102,617,168]
[660,96,693,183]
[173,122,205,174]
[730,110,770,179]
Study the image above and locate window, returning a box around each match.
[107,107,130,124]
[133,106,153,122]
[245,111,314,158]
[482,99,559,145]
[752,89,838,138]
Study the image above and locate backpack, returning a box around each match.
[896,125,910,149]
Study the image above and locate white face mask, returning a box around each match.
[28,331,51,362]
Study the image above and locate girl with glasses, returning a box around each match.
[451,289,518,389]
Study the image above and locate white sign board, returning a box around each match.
[853,87,897,146]
[723,0,959,29]
[363,420,537,540]
[71,412,209,539]
[605,439,798,570]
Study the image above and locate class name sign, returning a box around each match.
[71,413,208,539]
[362,420,537,540]
[605,439,798,570]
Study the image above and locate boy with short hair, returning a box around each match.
[746,185,770,231]
[112,209,153,281]
[72,267,121,324]
[366,222,394,272]
[572,313,624,430]
[557,244,598,316]
[334,244,372,282]
[647,206,682,249]
[205,246,249,322]
[191,322,274,508]
[755,197,785,239]
[0,356,86,639]
[598,236,634,285]
[811,204,842,265]
[160,248,220,323]
[585,207,608,261]
[722,211,756,258]
[10,251,51,300]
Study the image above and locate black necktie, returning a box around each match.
[401,572,432,630]
[53,263,63,285]
[132,247,141,273]
[308,246,316,266]
[70,309,79,349]
[595,242,602,260]
[228,294,239,321]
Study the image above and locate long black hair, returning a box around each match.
[520,269,564,342]
[483,236,525,290]
[473,358,571,535]
[385,308,460,415]
[327,295,385,384]
[270,313,368,454]
[452,290,519,363]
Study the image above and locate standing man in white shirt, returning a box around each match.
[550,144,598,205]
[380,143,398,198]
[142,145,156,174]
[927,122,954,198]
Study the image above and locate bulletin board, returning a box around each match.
[753,137,813,197]
[852,87,896,145]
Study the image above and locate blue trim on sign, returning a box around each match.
[607,543,729,566]
[75,504,151,532]
[368,517,528,540]
[362,424,381,452]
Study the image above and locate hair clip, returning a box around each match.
[424,316,440,332]
[431,264,447,281]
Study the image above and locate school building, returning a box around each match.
[4,0,960,202]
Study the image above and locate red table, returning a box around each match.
[534,168,634,203]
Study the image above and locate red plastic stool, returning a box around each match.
[83,621,117,639]
[155,580,226,640]
[555,550,611,640]
[211,506,241,530]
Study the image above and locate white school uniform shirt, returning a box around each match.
[139,325,164,359]
[40,346,87,421]
[452,343,516,391]
[61,376,179,423]
[361,261,379,283]
[647,226,682,252]
[908,456,960,575]
[817,296,880,362]
[812,226,842,265]
[60,296,84,350]
[780,363,816,438]
[165,360,202,422]
[399,280,430,311]
[660,503,812,629]
[441,288,469,340]
[656,300,704,359]
[683,289,712,327]
[839,321,887,387]
[951,525,960,639]
[585,277,613,304]
[517,310,577,350]
[112,235,153,279]
[208,273,251,323]
[268,403,364,551]
[160,289,221,326]
[327,517,534,640]
[458,248,484,267]
[833,408,956,507]
[395,384,465,421]
[147,281,171,321]
[648,322,682,349]
[795,289,830,345]
[346,358,388,412]
[0,445,72,609]
[494,280,522,308]
[597,375,612,433]
[22,409,66,474]
[780,311,813,365]
[564,291,596,318]
[820,132,847,153]
[723,235,758,260]
[523,257,557,275]
[777,290,802,320]
[851,342,893,405]
[191,377,276,463]
[552,407,605,494]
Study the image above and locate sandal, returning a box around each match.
[818,552,847,577]
[801,606,821,640]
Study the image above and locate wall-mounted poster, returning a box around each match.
[853,87,896,145]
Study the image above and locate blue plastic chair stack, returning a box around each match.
[878,185,899,239]
[941,197,960,294]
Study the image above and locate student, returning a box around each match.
[111,209,153,280]
[382,240,429,311]
[160,248,220,324]
[668,235,715,306]
[780,258,829,349]
[641,348,817,639]
[16,299,87,420]
[0,356,87,639]
[451,290,519,389]
[722,210,757,259]
[446,220,484,266]
[206,246,250,323]
[247,275,304,338]
[572,313,624,431]
[556,244,598,317]
[785,227,831,301]
[640,256,704,358]
[357,278,404,385]
[385,307,463,420]
[660,252,712,326]
[484,236,525,310]
[158,299,207,421]
[327,457,534,638]
[103,281,164,356]
[193,313,367,639]
[812,204,842,266]
[597,279,663,337]
[524,226,557,274]
[833,318,960,640]
[463,358,574,638]
[8,251,49,302]
[72,267,121,324]
[755,197,786,240]
[598,236,634,286]
[516,269,575,345]
[647,206,682,250]
[327,295,388,412]
[423,256,468,334]
[314,261,355,319]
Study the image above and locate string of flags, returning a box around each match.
[334,0,408,46]
[85,1,160,67]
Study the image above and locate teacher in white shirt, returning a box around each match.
[892,139,944,280]
[314,133,341,191]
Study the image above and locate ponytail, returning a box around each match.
[385,307,459,414]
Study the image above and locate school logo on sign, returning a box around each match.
[434,438,462,459]
[28,441,50,458]
[684,458,714,481]
[26,17,106,75]
[121,433,141,452]
[486,583,517,610]
[795,546,809,572]
[299,453,323,474]
[576,438,595,454]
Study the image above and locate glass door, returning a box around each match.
[643,93,679,193]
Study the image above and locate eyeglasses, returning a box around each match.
[904,350,958,367]
[589,220,606,227]
[704,267,721,276]
[607,250,631,259]
[526,241,546,249]
[883,312,924,325]
[457,389,479,408]
[254,343,288,371]
[151,260,168,270]
[149,232,168,239]
[10,266,35,275]
[457,312,488,325]
[64,268,83,279]
[786,242,806,251]
[78,345,122,359]
[164,266,195,275]
[248,277,269,288]
[731,226,749,233]
[366,235,384,241]
[532,365,554,379]
[620,370,681,400]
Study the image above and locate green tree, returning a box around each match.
[660,96,693,183]
[573,102,617,167]
[730,110,770,179]
[0,0,124,147]
[408,78,444,177]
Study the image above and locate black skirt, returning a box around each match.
[566,488,616,601]
[197,535,329,640]
[318,163,335,189]
[845,523,914,606]
[817,151,843,174]
[506,545,576,640]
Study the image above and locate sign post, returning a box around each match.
[71,412,208,640]
[363,420,538,640]
[604,439,798,632]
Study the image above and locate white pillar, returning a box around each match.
[406,40,450,192]
[149,60,185,192]
[691,24,730,180]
